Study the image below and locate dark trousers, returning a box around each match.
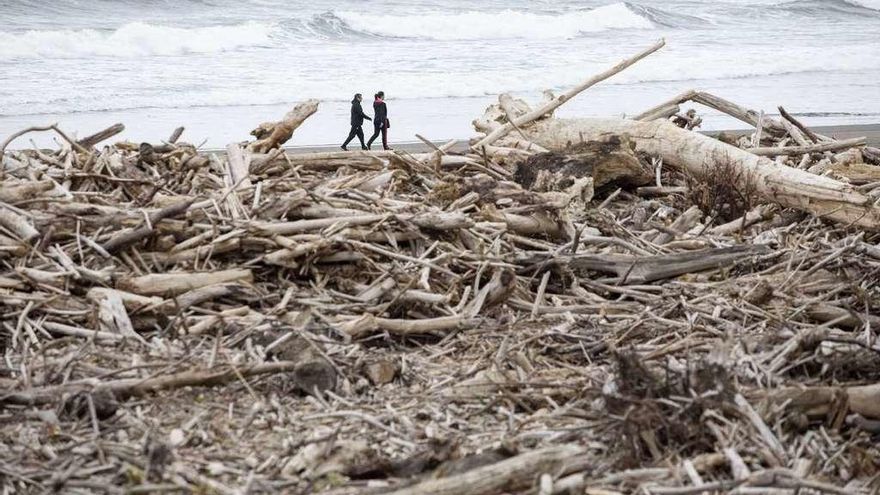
[367,121,388,149]
[343,125,366,148]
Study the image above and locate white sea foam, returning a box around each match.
[334,3,654,40]
[0,21,274,60]
[6,42,872,117]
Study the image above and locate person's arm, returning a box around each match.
[361,107,371,121]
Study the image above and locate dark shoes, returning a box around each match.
[341,145,348,151]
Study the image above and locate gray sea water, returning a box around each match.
[1,0,879,148]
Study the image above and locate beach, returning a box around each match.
[3,0,880,147]
[276,123,880,155]
[3,1,880,493]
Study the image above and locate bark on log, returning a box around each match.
[520,118,880,230]
[0,361,300,407]
[248,99,319,153]
[514,136,652,191]
[520,244,768,284]
[0,179,55,203]
[77,123,125,148]
[101,199,194,253]
[384,445,584,495]
[168,126,185,143]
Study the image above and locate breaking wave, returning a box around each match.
[0,21,275,60]
[331,3,655,41]
[843,0,880,9]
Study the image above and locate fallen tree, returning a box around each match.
[516,117,880,229]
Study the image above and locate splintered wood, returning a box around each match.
[2,41,880,494]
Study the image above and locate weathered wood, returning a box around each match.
[248,99,319,153]
[0,361,300,407]
[117,269,253,296]
[167,126,185,144]
[749,137,865,157]
[764,383,880,419]
[634,90,698,121]
[471,39,665,149]
[778,106,821,143]
[100,199,195,253]
[520,118,880,230]
[77,123,125,148]
[0,202,39,243]
[520,245,769,284]
[690,92,787,136]
[384,445,584,495]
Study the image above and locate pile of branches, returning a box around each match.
[1,39,880,494]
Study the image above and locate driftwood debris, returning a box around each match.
[511,118,879,229]
[248,99,319,153]
[1,39,880,495]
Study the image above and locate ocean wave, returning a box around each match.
[766,0,880,14]
[0,21,275,60]
[4,44,876,117]
[331,3,654,41]
[843,0,880,10]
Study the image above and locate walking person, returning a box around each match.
[341,93,371,151]
[367,91,391,150]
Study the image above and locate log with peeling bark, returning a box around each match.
[515,117,880,229]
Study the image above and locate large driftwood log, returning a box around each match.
[0,361,301,407]
[0,202,40,243]
[514,135,652,191]
[762,383,880,419]
[77,123,125,149]
[248,99,319,153]
[117,269,253,296]
[384,445,584,495]
[519,118,880,230]
[101,199,194,253]
[520,245,769,284]
[471,39,665,149]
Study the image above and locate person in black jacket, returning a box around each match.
[342,93,371,151]
[367,91,391,150]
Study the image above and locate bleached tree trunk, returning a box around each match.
[521,117,880,230]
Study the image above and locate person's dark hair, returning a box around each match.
[375,91,384,99]
[354,93,362,99]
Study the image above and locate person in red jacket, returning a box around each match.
[367,91,391,150]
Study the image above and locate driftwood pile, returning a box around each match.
[2,39,880,494]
